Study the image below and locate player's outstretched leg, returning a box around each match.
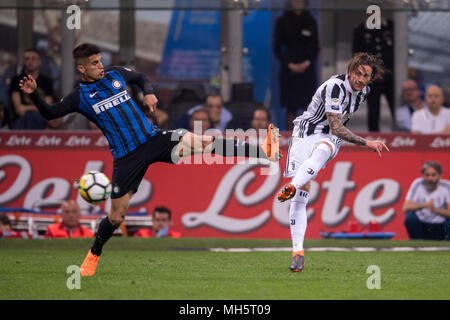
[80,194,130,276]
[204,123,281,160]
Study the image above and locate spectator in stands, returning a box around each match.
[173,93,232,132]
[353,16,394,132]
[396,79,425,132]
[403,161,450,240]
[273,0,319,131]
[9,48,56,130]
[44,200,94,238]
[411,85,450,134]
[0,213,32,239]
[134,206,181,238]
[0,102,7,130]
[251,106,271,131]
[242,106,272,146]
[189,108,212,134]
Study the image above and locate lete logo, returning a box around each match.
[182,159,280,233]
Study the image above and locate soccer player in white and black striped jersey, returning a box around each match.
[277,52,390,272]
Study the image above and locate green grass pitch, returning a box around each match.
[1,238,449,300]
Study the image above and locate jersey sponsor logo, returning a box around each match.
[307,168,315,175]
[92,91,131,114]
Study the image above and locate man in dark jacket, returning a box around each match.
[273,0,319,131]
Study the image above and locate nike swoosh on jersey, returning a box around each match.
[89,92,98,98]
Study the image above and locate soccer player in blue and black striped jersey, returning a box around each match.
[20,43,280,276]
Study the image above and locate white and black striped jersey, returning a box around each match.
[292,74,370,138]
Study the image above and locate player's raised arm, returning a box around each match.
[326,112,389,157]
[20,74,78,120]
[108,66,155,95]
[108,66,158,113]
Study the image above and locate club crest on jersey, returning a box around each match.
[112,80,122,89]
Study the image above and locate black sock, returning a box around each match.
[211,138,267,159]
[90,217,119,256]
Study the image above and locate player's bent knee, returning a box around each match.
[316,141,333,159]
[109,215,124,227]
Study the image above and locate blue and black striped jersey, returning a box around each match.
[30,66,159,159]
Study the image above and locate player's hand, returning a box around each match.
[366,140,389,157]
[288,63,304,74]
[19,75,37,94]
[143,94,158,114]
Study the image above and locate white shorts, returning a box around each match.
[283,133,341,178]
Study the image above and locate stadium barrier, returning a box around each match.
[0,131,449,239]
[0,208,151,238]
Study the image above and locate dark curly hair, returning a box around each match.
[347,52,388,82]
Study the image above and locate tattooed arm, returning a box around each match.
[326,112,366,146]
[326,112,389,157]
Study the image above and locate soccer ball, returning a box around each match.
[78,171,112,204]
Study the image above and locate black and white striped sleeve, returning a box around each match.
[324,82,345,114]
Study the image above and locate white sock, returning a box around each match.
[289,190,309,253]
[291,143,331,189]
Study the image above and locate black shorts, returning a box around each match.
[111,130,185,199]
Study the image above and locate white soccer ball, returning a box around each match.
[78,171,112,204]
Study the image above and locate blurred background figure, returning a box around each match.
[411,85,450,134]
[395,79,425,132]
[403,161,450,240]
[44,200,94,238]
[0,213,31,239]
[353,15,394,132]
[189,108,212,134]
[8,48,56,130]
[204,93,232,131]
[173,93,232,132]
[250,106,270,131]
[274,0,319,131]
[134,206,181,238]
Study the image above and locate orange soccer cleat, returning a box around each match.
[261,123,281,161]
[80,249,100,276]
[290,253,305,272]
[277,184,296,202]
